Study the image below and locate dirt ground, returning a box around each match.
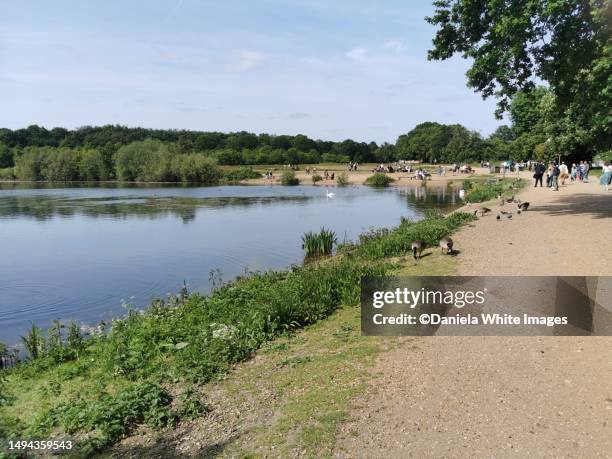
[335,177,612,458]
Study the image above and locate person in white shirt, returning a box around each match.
[559,162,569,185]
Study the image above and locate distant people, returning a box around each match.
[533,162,545,187]
[330,172,335,180]
[600,161,612,191]
[559,162,569,185]
[570,163,577,181]
[583,161,590,181]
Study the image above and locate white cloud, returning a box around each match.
[345,47,367,61]
[381,39,406,53]
[226,50,265,72]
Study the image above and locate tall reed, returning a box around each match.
[302,227,337,257]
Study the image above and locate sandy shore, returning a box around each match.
[336,178,612,458]
[244,167,491,186]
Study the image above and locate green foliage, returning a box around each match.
[427,0,608,113]
[427,1,611,156]
[0,142,14,168]
[463,178,523,203]
[170,154,222,184]
[302,228,337,257]
[365,173,394,187]
[311,174,323,184]
[0,167,15,180]
[280,171,299,185]
[348,212,475,260]
[336,172,349,186]
[395,122,485,163]
[21,324,45,360]
[78,148,109,181]
[38,382,175,452]
[223,166,262,182]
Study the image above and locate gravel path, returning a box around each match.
[335,178,612,458]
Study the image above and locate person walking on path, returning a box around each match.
[559,162,569,185]
[533,162,545,187]
[600,161,612,191]
[583,161,590,182]
[551,162,560,191]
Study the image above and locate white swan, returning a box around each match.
[326,189,335,198]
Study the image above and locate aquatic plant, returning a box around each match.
[302,227,338,257]
[336,172,349,186]
[280,171,300,185]
[365,173,395,187]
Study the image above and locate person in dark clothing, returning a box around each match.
[533,162,545,187]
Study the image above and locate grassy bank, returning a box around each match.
[0,211,475,456]
[462,177,524,203]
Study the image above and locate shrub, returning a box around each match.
[336,172,349,186]
[170,154,222,184]
[0,167,15,180]
[223,167,262,182]
[311,174,323,184]
[365,173,394,187]
[280,171,299,185]
[302,228,337,257]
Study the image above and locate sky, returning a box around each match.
[0,0,504,143]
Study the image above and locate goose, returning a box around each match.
[506,195,515,203]
[518,202,530,211]
[411,240,424,260]
[506,214,513,219]
[325,189,335,198]
[479,206,492,216]
[496,214,501,221]
[439,236,453,254]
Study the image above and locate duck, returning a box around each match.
[325,189,335,198]
[411,240,424,260]
[439,236,453,255]
[518,202,530,211]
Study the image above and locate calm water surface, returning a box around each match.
[0,183,460,343]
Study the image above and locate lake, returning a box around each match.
[0,183,461,343]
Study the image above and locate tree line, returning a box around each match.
[0,121,548,182]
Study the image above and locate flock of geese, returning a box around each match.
[468,194,530,220]
[411,194,530,261]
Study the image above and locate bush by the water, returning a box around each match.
[280,171,299,185]
[336,172,349,186]
[302,227,337,257]
[223,166,262,182]
[311,174,323,184]
[365,173,394,187]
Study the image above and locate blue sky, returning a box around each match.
[0,0,504,142]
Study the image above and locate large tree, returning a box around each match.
[427,0,609,113]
